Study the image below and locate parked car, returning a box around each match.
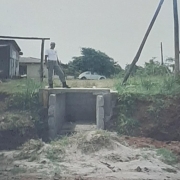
[78,71,106,80]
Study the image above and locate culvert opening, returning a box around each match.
[57,92,97,135]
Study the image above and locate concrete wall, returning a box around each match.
[48,93,66,138]
[56,94,66,131]
[26,64,60,79]
[26,64,48,78]
[9,44,19,77]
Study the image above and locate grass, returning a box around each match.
[11,167,27,175]
[157,148,178,165]
[77,130,112,154]
[0,78,116,94]
[162,168,177,173]
[15,139,44,161]
[0,112,33,131]
[45,136,69,162]
[0,79,44,94]
[0,75,180,95]
[115,75,180,96]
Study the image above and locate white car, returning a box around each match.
[78,71,106,80]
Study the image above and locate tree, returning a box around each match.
[68,48,122,77]
[125,64,141,76]
[139,58,171,76]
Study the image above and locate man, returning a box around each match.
[45,42,70,88]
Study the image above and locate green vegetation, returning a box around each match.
[162,168,177,173]
[77,130,112,154]
[5,79,42,111]
[66,47,122,77]
[11,167,27,175]
[45,136,69,162]
[116,93,139,135]
[0,113,33,131]
[116,75,180,96]
[114,58,180,136]
[115,75,180,136]
[0,79,49,139]
[15,139,44,161]
[157,148,178,165]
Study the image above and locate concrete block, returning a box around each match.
[97,106,104,119]
[56,94,66,130]
[103,93,111,116]
[41,90,49,108]
[48,117,56,129]
[96,106,104,129]
[96,95,104,107]
[48,105,55,117]
[97,118,104,130]
[49,94,56,106]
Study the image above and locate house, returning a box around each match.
[19,57,48,78]
[0,40,22,79]
[19,57,71,79]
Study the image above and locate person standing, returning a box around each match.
[45,42,70,88]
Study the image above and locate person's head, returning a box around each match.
[50,42,55,49]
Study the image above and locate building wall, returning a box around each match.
[26,64,60,79]
[27,64,48,78]
[9,44,19,77]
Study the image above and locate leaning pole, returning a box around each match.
[122,0,164,84]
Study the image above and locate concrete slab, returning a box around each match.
[40,88,111,94]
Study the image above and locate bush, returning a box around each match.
[6,79,42,111]
[117,93,140,135]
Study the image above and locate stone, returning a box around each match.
[48,105,55,117]
[96,95,104,107]
[96,107,104,129]
[48,117,56,129]
[96,106,104,118]
[49,94,56,106]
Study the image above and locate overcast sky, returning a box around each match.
[0,0,179,68]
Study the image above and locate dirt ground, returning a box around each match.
[0,131,179,180]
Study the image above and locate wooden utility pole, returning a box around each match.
[161,42,164,65]
[40,40,45,82]
[173,0,180,77]
[122,0,164,84]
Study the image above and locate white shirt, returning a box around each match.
[45,49,58,61]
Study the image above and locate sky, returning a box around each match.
[0,0,179,68]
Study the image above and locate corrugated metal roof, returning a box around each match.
[19,57,41,64]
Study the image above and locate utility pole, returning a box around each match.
[161,42,164,65]
[173,0,180,77]
[40,39,45,82]
[122,0,164,84]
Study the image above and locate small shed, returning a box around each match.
[19,57,48,78]
[0,40,22,78]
